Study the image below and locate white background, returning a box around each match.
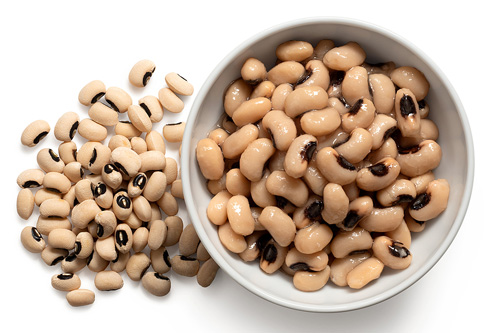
[0,1,496,332]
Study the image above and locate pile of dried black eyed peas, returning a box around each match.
[17,60,218,307]
[197,39,450,292]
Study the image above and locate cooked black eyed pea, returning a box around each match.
[48,228,76,250]
[267,61,305,86]
[285,248,328,272]
[71,199,101,229]
[196,138,224,180]
[368,73,395,114]
[164,216,184,247]
[58,141,77,164]
[53,112,80,141]
[17,169,45,189]
[386,220,412,249]
[283,134,317,179]
[330,251,371,287]
[276,40,313,62]
[238,231,267,262]
[232,97,272,127]
[142,272,171,296]
[128,172,147,198]
[148,219,167,251]
[171,255,200,277]
[261,110,297,151]
[128,104,152,133]
[162,121,185,143]
[284,86,328,118]
[94,210,117,239]
[294,222,333,255]
[410,171,435,195]
[105,86,132,113]
[36,216,71,236]
[366,137,398,164]
[419,99,430,118]
[409,179,450,221]
[151,246,172,274]
[208,128,229,146]
[341,98,376,133]
[292,195,323,229]
[359,205,404,232]
[110,251,130,273]
[129,59,155,87]
[66,289,95,307]
[21,120,50,147]
[224,79,252,117]
[396,139,442,177]
[61,253,87,273]
[221,124,258,159]
[250,170,278,208]
[395,88,421,137]
[260,239,287,274]
[227,195,255,236]
[218,222,247,253]
[334,128,373,164]
[158,87,184,113]
[377,179,417,207]
[94,271,124,291]
[271,83,293,111]
[367,114,398,151]
[87,247,109,272]
[221,115,237,134]
[39,198,70,218]
[110,147,142,178]
[126,252,150,281]
[300,107,341,137]
[197,258,219,287]
[113,191,133,221]
[21,226,46,253]
[17,189,35,220]
[63,162,84,183]
[296,60,330,91]
[327,72,345,99]
[101,163,123,190]
[323,41,366,71]
[356,157,401,192]
[293,266,330,292]
[390,66,429,101]
[342,66,371,106]
[265,170,308,207]
[42,172,71,194]
[51,273,81,291]
[239,138,275,182]
[178,224,200,256]
[316,147,357,185]
[79,80,105,106]
[330,227,373,259]
[41,246,68,266]
[74,232,93,259]
[398,118,439,148]
[115,121,142,139]
[346,257,384,289]
[77,118,108,142]
[338,196,374,231]
[372,236,412,270]
[321,183,349,225]
[206,190,232,226]
[88,102,119,127]
[257,206,296,247]
[165,72,194,96]
[250,80,275,99]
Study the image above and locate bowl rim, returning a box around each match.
[181,16,475,313]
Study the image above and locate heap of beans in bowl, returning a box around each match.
[196,39,450,291]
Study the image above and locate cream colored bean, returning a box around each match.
[359,206,404,232]
[63,162,83,183]
[165,72,194,96]
[39,198,70,218]
[128,104,152,133]
[398,118,439,148]
[17,189,35,220]
[54,112,80,141]
[112,191,133,221]
[386,220,412,249]
[75,179,93,203]
[395,88,421,137]
[137,96,163,123]
[225,195,254,237]
[103,86,132,113]
[316,147,357,185]
[36,216,71,236]
[267,61,305,86]
[94,210,117,239]
[293,266,330,292]
[41,245,68,266]
[171,255,200,277]
[323,41,366,71]
[196,138,224,180]
[377,179,416,207]
[94,271,124,291]
[285,248,328,272]
[126,252,151,281]
[87,245,109,272]
[110,251,130,273]
[127,173,147,198]
[239,138,275,182]
[271,83,293,111]
[366,137,398,164]
[221,125,258,161]
[250,80,275,99]
[265,170,308,207]
[218,222,247,253]
[294,222,333,254]
[43,172,71,194]
[157,191,178,216]
[300,107,341,137]
[162,122,185,143]
[390,66,429,101]
[129,59,155,87]
[158,87,184,113]
[334,128,372,163]
[341,66,371,106]
[163,157,178,185]
[221,115,237,133]
[261,110,297,151]
[225,168,250,197]
[330,251,371,287]
[131,227,149,252]
[93,181,113,209]
[110,147,142,178]
[66,289,95,307]
[356,157,401,191]
[148,219,167,251]
[346,257,384,289]
[48,228,76,250]
[302,158,328,196]
[144,130,165,153]
[307,39,335,61]
[260,239,287,274]
[58,141,77,164]
[37,148,64,173]
[88,102,119,127]
[208,128,229,146]
[396,140,442,177]
[61,254,87,273]
[17,169,45,189]
[224,79,252,117]
[95,236,117,261]
[283,134,317,179]
[249,170,277,208]
[367,114,397,150]
[330,227,373,258]
[164,216,183,247]
[410,171,435,195]
[151,246,171,274]
[256,206,295,247]
[284,86,328,118]
[296,60,330,91]
[71,199,101,229]
[74,231,93,259]
[232,97,272,127]
[369,73,395,114]
[142,171,167,202]
[268,150,286,172]
[372,236,412,270]
[142,272,171,296]
[114,223,133,254]
[21,120,50,147]
[20,226,46,253]
[341,98,376,133]
[409,179,450,221]
[338,196,373,231]
[241,57,267,85]
[139,151,165,173]
[171,179,183,199]
[79,80,105,106]
[276,40,313,62]
[129,137,146,155]
[114,121,142,139]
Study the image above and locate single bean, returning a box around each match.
[197,258,219,287]
[267,61,305,86]
[338,196,373,231]
[341,98,376,133]
[142,272,171,296]
[334,127,372,164]
[356,157,401,191]
[284,86,328,118]
[330,227,373,258]
[341,66,371,106]
[43,172,71,194]
[110,251,130,273]
[241,57,267,85]
[285,247,328,272]
[283,134,317,179]
[395,88,421,137]
[323,41,366,71]
[157,191,178,216]
[114,121,142,139]
[129,59,155,87]
[61,253,87,273]
[265,170,308,207]
[179,224,200,256]
[78,80,105,106]
[17,189,35,220]
[88,102,119,127]
[58,141,77,164]
[321,183,349,225]
[294,222,333,254]
[372,235,412,270]
[171,255,200,277]
[74,232,93,259]
[346,257,384,289]
[158,87,184,113]
[224,79,252,117]
[390,66,429,101]
[20,226,46,253]
[368,73,395,114]
[316,147,357,185]
[276,40,313,62]
[105,86,132,113]
[151,246,171,274]
[330,251,371,287]
[54,112,80,141]
[296,60,330,91]
[293,266,330,292]
[138,95,164,123]
[257,206,295,247]
[218,222,247,253]
[232,97,272,127]
[126,252,150,281]
[409,179,450,221]
[359,206,404,232]
[95,235,118,261]
[396,139,441,177]
[148,219,167,251]
[260,239,287,274]
[196,138,224,180]
[94,271,124,291]
[377,179,417,207]
[128,104,152,133]
[41,245,68,266]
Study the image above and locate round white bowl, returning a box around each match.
[181,17,474,312]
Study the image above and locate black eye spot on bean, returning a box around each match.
[411,193,431,210]
[104,164,117,174]
[139,103,152,117]
[300,141,317,162]
[91,92,105,104]
[114,162,129,176]
[57,273,74,280]
[116,194,131,209]
[275,196,288,209]
[96,224,104,238]
[330,70,345,86]
[92,182,107,197]
[396,194,414,204]
[142,68,155,87]
[369,163,389,176]
[51,256,65,266]
[348,99,363,116]
[400,94,416,117]
[33,131,48,145]
[105,99,119,112]
[289,262,310,271]
[388,241,411,258]
[180,256,197,261]
[154,272,170,281]
[383,126,397,141]
[132,174,147,189]
[304,200,324,220]
[262,243,277,263]
[295,69,312,86]
[177,74,187,81]
[74,241,82,254]
[165,122,182,126]
[23,180,40,188]
[163,250,171,267]
[418,99,427,110]
[256,233,272,251]
[343,211,363,229]
[267,129,276,148]
[31,227,42,242]
[115,230,129,247]
[65,253,77,263]
[89,148,97,166]
[337,154,356,171]
[48,149,60,162]
[397,144,421,155]
[87,251,94,264]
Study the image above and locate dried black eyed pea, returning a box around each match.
[94,210,117,239]
[41,246,68,266]
[79,80,106,106]
[131,137,148,155]
[39,198,71,219]
[138,95,164,123]
[157,191,178,216]
[127,104,152,133]
[197,258,219,287]
[196,242,211,261]
[171,179,183,199]
[21,120,50,147]
[87,246,109,272]
[93,182,113,209]
[128,173,147,198]
[132,227,149,252]
[71,199,101,229]
[171,255,200,277]
[63,162,84,183]
[165,72,194,96]
[129,59,155,87]
[151,246,172,274]
[17,189,35,220]
[36,216,71,236]
[58,141,78,164]
[115,223,133,253]
[145,130,166,153]
[94,271,124,291]
[66,289,95,307]
[148,219,167,251]
[110,147,142,178]
[17,169,45,189]
[115,121,142,139]
[110,251,130,273]
[126,252,151,281]
[43,172,72,194]
[88,102,119,127]
[101,163,123,190]
[142,272,171,296]
[61,253,87,273]
[21,226,46,253]
[158,87,184,113]
[51,273,81,291]
[178,224,200,256]
[164,216,184,247]
[105,86,132,113]
[54,112,80,141]
[139,150,166,173]
[162,121,185,143]
[142,171,167,202]
[77,118,108,142]
[48,229,76,250]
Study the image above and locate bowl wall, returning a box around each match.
[181,17,473,312]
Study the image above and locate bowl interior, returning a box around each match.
[182,18,473,312]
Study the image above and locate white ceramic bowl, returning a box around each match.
[181,17,474,312]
